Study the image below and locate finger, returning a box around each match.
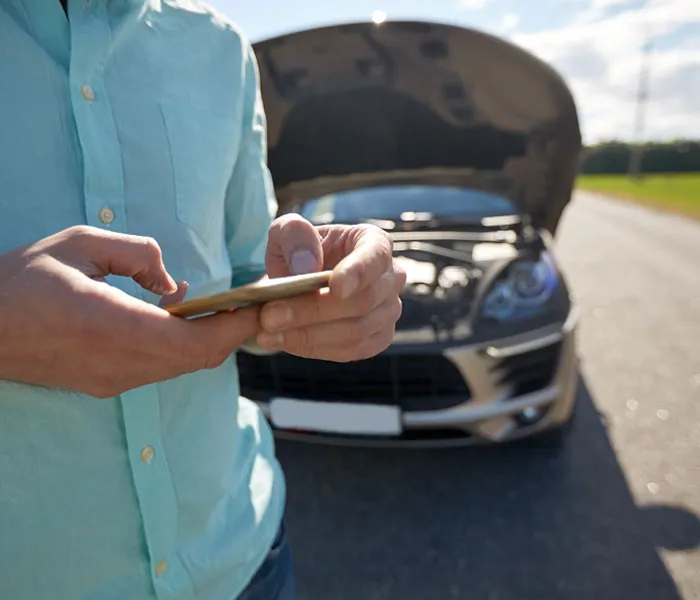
[265,214,324,278]
[274,324,397,363]
[158,281,189,308]
[256,297,402,352]
[60,227,177,295]
[259,270,401,333]
[81,282,260,374]
[328,225,394,299]
[181,305,262,369]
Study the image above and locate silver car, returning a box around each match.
[237,20,582,447]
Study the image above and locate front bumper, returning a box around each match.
[242,306,579,448]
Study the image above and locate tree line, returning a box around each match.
[580,140,700,174]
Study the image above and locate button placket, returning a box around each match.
[66,5,195,599]
[119,378,195,599]
[138,444,168,582]
[68,2,127,237]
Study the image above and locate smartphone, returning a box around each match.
[164,271,333,318]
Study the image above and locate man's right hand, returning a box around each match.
[0,226,261,398]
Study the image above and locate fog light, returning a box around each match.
[519,407,542,423]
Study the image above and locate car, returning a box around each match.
[237,20,582,447]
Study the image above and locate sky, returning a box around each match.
[207,0,700,145]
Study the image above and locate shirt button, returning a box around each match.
[98,207,115,225]
[140,446,155,464]
[81,84,95,101]
[155,561,168,577]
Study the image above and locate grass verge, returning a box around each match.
[575,173,700,220]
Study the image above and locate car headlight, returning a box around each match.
[481,252,558,321]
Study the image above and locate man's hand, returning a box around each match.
[256,214,407,361]
[0,226,261,398]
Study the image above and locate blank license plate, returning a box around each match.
[269,398,402,436]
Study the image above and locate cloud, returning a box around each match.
[500,13,519,33]
[576,0,638,23]
[459,0,487,10]
[511,0,700,143]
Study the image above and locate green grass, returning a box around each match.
[575,173,700,219]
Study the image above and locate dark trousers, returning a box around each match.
[237,522,294,600]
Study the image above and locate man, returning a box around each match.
[0,2,405,599]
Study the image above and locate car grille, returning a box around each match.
[237,352,471,411]
[493,341,562,397]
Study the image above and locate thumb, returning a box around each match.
[189,305,262,362]
[265,214,324,278]
[58,227,178,296]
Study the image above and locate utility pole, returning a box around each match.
[628,33,653,179]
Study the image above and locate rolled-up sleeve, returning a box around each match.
[225,39,278,287]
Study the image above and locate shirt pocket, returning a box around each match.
[160,102,240,245]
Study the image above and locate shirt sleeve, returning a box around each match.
[224,38,278,288]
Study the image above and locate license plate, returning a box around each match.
[269,398,402,436]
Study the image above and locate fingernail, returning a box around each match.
[165,280,187,296]
[338,273,360,299]
[290,249,318,275]
[257,332,285,348]
[262,303,293,331]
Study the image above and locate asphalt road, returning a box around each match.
[276,191,700,600]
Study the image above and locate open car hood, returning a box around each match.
[253,21,582,233]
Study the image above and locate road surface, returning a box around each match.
[276,191,700,600]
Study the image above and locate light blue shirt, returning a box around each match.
[0,1,285,599]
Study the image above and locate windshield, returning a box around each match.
[297,185,518,225]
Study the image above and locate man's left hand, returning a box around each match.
[256,214,407,362]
